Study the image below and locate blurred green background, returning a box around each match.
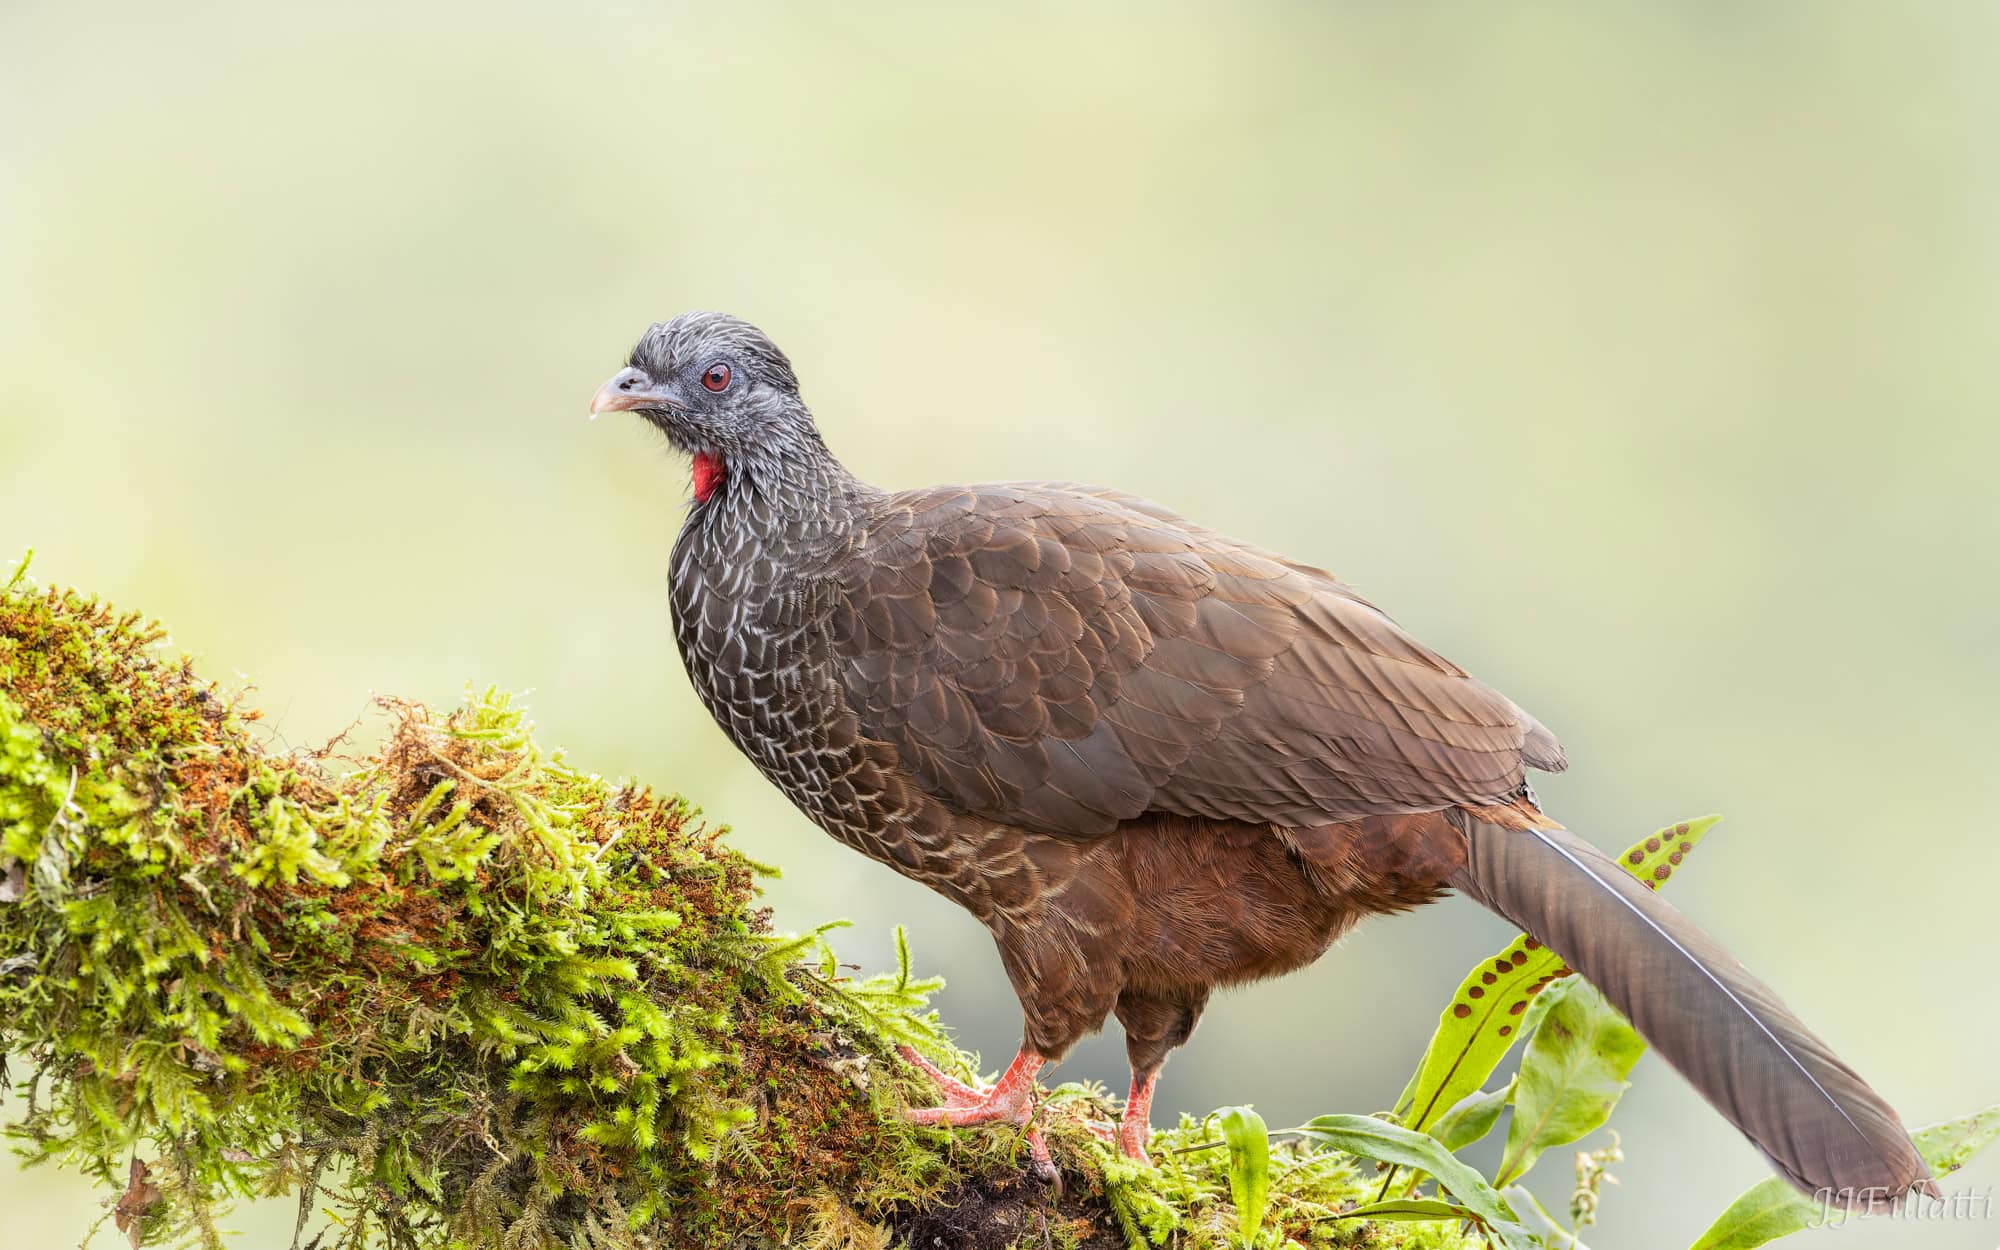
[3,2,1996,1246]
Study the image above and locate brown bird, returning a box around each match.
[592,311,1932,1204]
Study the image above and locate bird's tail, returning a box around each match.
[1447,817,1936,1206]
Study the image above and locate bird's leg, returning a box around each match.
[1078,1068,1159,1159]
[1111,988,1207,1165]
[899,1046,1052,1172]
[1116,1068,1160,1163]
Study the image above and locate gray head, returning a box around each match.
[590,313,822,482]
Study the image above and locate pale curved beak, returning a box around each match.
[590,367,681,416]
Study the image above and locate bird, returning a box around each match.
[590,310,1934,1206]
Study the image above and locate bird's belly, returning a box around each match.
[1110,814,1458,993]
[1108,819,1353,991]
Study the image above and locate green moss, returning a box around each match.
[0,562,1482,1250]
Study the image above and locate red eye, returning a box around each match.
[701,362,731,393]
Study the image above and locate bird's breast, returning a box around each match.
[664,506,1009,918]
[668,524,895,846]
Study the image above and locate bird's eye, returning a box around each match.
[701,362,732,393]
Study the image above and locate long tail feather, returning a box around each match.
[1448,818,1935,1205]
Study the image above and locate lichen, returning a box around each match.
[0,559,1480,1250]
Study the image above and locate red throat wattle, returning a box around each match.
[692,451,725,503]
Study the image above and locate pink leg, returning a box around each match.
[899,1046,1053,1172]
[1118,1070,1158,1163]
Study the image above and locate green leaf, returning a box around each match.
[1394,816,1718,1137]
[1429,1081,1512,1153]
[1691,1102,2000,1250]
[1218,1105,1271,1247]
[1517,968,1579,1041]
[3,547,31,591]
[1687,1182,1819,1250]
[1615,814,1724,894]
[1293,1114,1534,1250]
[1913,1102,2000,1175]
[1393,931,1569,1135]
[1495,980,1645,1186]
[1328,1197,1493,1225]
[1500,1184,1593,1250]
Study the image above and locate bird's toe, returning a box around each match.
[897,1044,987,1105]
[901,1087,1033,1128]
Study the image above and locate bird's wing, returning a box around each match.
[828,482,1557,838]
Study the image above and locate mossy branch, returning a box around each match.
[0,562,1486,1250]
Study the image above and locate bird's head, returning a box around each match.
[590,312,812,502]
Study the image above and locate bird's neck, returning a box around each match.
[685,418,875,561]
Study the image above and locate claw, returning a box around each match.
[1023,1123,1056,1181]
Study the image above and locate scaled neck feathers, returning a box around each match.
[683,412,876,557]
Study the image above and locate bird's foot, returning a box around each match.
[899,1046,1054,1175]
[896,1045,988,1106]
[1117,1117,1152,1165]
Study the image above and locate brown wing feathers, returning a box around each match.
[833,483,1538,838]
